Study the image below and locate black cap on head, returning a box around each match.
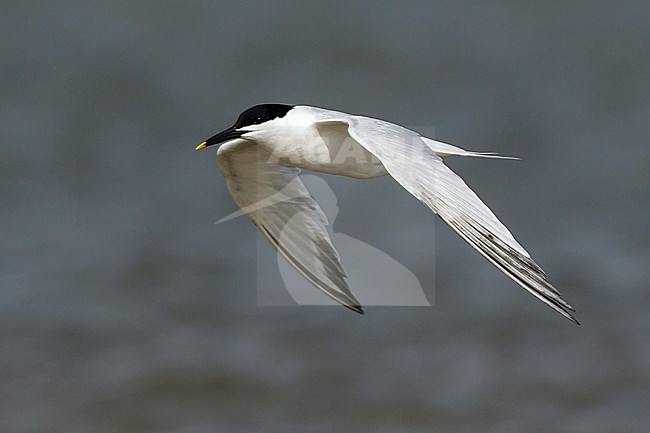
[234,104,294,129]
[196,104,294,150]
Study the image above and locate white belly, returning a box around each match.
[254,122,388,179]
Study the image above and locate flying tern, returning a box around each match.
[196,104,578,324]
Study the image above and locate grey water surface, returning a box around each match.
[2,2,649,432]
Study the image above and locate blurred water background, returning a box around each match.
[2,1,649,432]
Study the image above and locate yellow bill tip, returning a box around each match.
[195,141,207,150]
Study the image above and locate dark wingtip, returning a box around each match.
[565,312,580,325]
[347,304,364,314]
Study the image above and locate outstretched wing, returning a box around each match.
[217,140,363,313]
[308,109,577,324]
